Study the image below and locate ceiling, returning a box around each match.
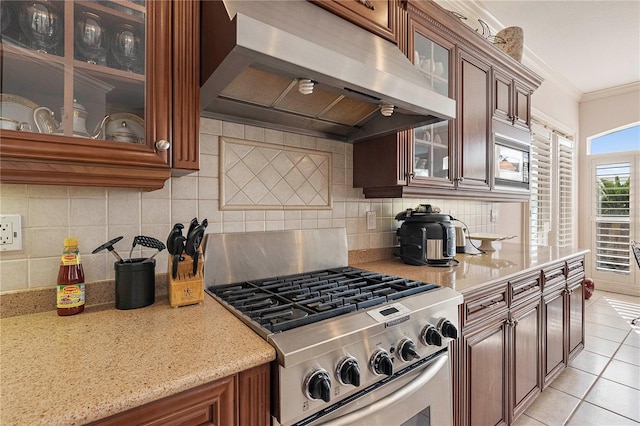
[463,1,640,95]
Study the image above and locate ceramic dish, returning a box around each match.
[0,93,59,134]
[469,233,516,251]
[0,93,38,132]
[100,113,145,144]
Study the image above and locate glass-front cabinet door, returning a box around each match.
[0,0,179,190]
[2,0,147,140]
[408,19,455,188]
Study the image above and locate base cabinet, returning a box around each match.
[510,301,541,421]
[542,257,586,388]
[88,363,270,426]
[458,256,585,426]
[461,313,509,426]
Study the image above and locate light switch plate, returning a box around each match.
[1,215,22,251]
[366,211,376,230]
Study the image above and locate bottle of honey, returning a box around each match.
[57,237,85,316]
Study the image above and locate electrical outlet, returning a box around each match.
[0,215,22,251]
[366,211,376,230]
[490,209,498,222]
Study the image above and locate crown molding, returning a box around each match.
[580,81,640,103]
[434,0,583,102]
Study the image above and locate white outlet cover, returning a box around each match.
[0,214,22,251]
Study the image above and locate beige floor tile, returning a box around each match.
[601,293,640,306]
[566,401,639,426]
[588,302,625,318]
[549,367,598,399]
[569,349,612,375]
[585,378,640,422]
[585,321,631,343]
[584,334,622,357]
[615,344,640,366]
[511,414,546,426]
[624,329,640,348]
[602,359,640,390]
[586,311,634,330]
[522,387,580,425]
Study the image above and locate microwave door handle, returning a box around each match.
[319,354,449,426]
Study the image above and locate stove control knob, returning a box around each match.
[438,319,458,339]
[398,337,420,362]
[304,369,331,403]
[420,324,443,347]
[336,356,360,387]
[370,348,393,376]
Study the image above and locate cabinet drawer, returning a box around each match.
[542,262,565,292]
[509,271,542,307]
[567,273,585,289]
[461,282,509,329]
[566,256,585,279]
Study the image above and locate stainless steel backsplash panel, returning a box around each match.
[203,228,348,287]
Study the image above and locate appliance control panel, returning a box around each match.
[275,301,460,425]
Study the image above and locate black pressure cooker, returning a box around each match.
[395,204,456,266]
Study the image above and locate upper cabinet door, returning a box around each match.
[457,48,491,191]
[407,18,455,189]
[0,0,198,190]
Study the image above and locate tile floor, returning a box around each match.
[514,290,640,426]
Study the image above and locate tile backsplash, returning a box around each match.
[0,118,496,293]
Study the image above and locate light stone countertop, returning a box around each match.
[0,243,588,425]
[0,296,276,426]
[352,243,590,294]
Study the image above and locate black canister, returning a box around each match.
[114,258,155,309]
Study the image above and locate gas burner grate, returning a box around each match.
[206,267,439,332]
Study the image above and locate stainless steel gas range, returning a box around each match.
[204,228,462,426]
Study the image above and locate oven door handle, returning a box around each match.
[319,354,449,426]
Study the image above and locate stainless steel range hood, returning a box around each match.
[200,0,456,143]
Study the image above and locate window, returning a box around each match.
[590,124,640,155]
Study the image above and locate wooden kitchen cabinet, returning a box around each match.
[461,312,509,426]
[89,363,270,426]
[541,257,585,388]
[459,270,543,426]
[0,0,199,191]
[493,68,533,131]
[353,10,457,198]
[310,0,398,43]
[456,48,491,192]
[353,0,541,201]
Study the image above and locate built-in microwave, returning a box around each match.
[493,133,530,191]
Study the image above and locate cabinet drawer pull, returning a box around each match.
[506,318,519,327]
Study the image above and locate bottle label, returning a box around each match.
[61,253,81,266]
[57,284,85,308]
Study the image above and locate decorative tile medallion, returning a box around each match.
[220,137,332,210]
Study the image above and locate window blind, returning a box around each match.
[594,162,631,273]
[530,123,553,246]
[557,136,575,247]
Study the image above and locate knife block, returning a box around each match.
[167,250,204,308]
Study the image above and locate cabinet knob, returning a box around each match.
[456,176,464,183]
[155,139,170,151]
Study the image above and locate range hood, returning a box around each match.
[200,0,456,143]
